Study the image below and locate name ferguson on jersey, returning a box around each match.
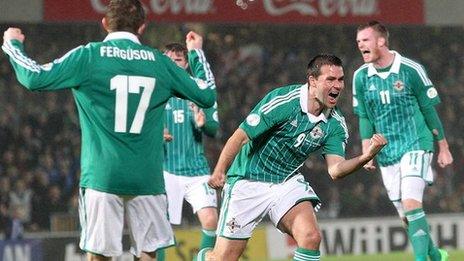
[100,46,155,61]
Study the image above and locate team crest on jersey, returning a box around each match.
[310,125,324,139]
[393,80,404,91]
[226,218,241,234]
[427,87,438,98]
[246,113,261,127]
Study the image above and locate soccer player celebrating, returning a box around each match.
[2,0,216,260]
[353,21,452,261]
[198,54,387,261]
[156,43,219,260]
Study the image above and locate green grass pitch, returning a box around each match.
[273,249,464,260]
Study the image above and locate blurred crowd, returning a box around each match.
[0,23,462,234]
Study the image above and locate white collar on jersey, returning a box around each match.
[103,32,141,44]
[299,84,329,123]
[367,50,402,79]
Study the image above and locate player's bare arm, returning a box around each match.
[209,128,249,189]
[186,31,203,50]
[326,134,387,180]
[437,139,453,168]
[361,139,376,171]
[3,27,25,43]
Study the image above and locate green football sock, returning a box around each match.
[200,229,217,249]
[293,247,320,261]
[428,234,441,261]
[405,208,429,261]
[156,248,165,261]
[196,247,213,261]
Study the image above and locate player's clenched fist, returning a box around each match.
[3,27,25,44]
[366,134,387,158]
[186,31,203,51]
[208,170,225,189]
[163,128,173,142]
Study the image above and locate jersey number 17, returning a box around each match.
[111,75,155,134]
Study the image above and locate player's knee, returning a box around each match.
[199,211,218,229]
[203,218,218,230]
[402,198,422,211]
[295,228,321,249]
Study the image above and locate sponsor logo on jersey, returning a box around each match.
[393,80,404,91]
[246,113,261,126]
[368,84,377,91]
[226,218,241,234]
[165,103,172,110]
[427,87,438,99]
[310,125,324,139]
[290,119,298,127]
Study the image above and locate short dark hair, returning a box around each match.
[306,54,343,78]
[164,43,188,60]
[105,0,145,34]
[357,20,389,46]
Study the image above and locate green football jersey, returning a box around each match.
[228,84,349,183]
[353,51,440,166]
[2,32,216,195]
[163,98,219,176]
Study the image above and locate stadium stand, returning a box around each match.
[0,24,462,233]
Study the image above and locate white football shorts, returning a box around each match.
[163,172,217,225]
[380,150,433,203]
[217,174,321,239]
[78,188,175,257]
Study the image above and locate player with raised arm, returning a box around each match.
[156,43,219,260]
[198,54,387,261]
[353,21,452,261]
[2,0,216,260]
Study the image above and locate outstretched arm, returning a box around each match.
[3,27,88,91]
[208,128,249,189]
[326,134,387,180]
[167,31,216,108]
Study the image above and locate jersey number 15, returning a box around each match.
[111,75,155,134]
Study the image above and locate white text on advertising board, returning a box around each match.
[90,0,214,15]
[263,0,378,17]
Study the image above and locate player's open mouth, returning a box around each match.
[329,91,339,99]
